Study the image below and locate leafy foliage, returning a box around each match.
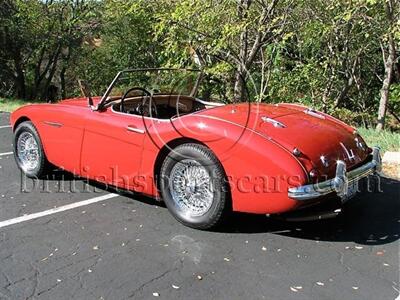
[0,0,399,129]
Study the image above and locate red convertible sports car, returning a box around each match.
[10,68,382,229]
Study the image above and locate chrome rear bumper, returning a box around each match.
[288,147,381,201]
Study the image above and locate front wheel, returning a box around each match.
[13,121,50,178]
[160,143,230,230]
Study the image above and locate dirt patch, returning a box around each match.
[382,163,400,180]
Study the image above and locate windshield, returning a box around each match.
[99,68,204,108]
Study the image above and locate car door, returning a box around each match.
[80,108,146,190]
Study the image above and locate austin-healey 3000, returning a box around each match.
[10,68,381,229]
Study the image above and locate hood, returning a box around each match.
[200,103,370,177]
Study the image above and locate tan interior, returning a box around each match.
[108,94,222,119]
[113,95,196,112]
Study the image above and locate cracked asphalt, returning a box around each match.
[0,111,399,300]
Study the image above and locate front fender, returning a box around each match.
[10,105,34,130]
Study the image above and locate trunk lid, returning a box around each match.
[257,110,369,177]
[200,103,370,177]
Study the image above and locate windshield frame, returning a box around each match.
[97,68,202,110]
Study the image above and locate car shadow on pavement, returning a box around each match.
[219,177,400,245]
[94,175,399,246]
[43,168,78,181]
[42,170,399,246]
[41,168,166,207]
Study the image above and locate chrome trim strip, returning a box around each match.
[261,116,286,128]
[288,147,381,201]
[126,126,145,134]
[194,98,225,107]
[304,109,325,119]
[43,121,63,128]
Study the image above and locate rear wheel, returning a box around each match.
[14,121,50,178]
[160,143,229,229]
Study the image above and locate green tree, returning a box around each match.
[376,0,399,130]
[155,0,291,101]
[0,0,100,100]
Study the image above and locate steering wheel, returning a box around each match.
[120,87,158,118]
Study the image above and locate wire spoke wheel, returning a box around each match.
[169,159,214,217]
[17,131,40,172]
[160,143,229,230]
[14,121,50,178]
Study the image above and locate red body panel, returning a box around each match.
[81,108,145,189]
[10,98,371,214]
[11,103,87,174]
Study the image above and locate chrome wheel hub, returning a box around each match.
[169,159,213,216]
[17,132,39,172]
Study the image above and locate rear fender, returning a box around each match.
[140,114,308,214]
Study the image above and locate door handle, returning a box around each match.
[44,121,63,128]
[126,125,145,134]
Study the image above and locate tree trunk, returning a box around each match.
[60,66,66,100]
[234,69,245,101]
[5,25,26,99]
[41,45,61,100]
[33,45,61,99]
[376,37,395,131]
[14,70,26,99]
[376,0,396,131]
[335,55,358,108]
[233,0,251,102]
[60,46,72,100]
[13,52,26,99]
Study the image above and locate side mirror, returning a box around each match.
[78,79,94,108]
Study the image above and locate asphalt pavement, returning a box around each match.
[0,112,399,300]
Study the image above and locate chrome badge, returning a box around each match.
[320,155,329,167]
[340,142,355,162]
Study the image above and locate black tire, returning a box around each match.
[13,121,50,178]
[160,143,230,230]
